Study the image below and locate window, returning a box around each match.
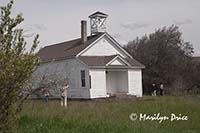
[89,75,91,88]
[81,70,86,87]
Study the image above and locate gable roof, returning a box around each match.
[125,57,145,68]
[108,58,126,66]
[37,33,104,62]
[106,55,131,66]
[78,55,116,66]
[37,32,133,62]
[78,55,145,68]
[89,11,108,18]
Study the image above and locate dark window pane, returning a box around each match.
[81,70,85,79]
[81,79,86,87]
[89,75,91,88]
[81,70,86,87]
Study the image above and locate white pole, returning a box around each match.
[61,98,63,106]
[64,89,67,107]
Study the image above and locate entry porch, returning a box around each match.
[106,69,128,96]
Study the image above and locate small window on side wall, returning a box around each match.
[81,70,86,87]
[89,75,91,89]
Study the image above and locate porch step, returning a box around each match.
[111,93,136,99]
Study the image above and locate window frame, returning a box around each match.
[89,75,91,89]
[81,70,86,87]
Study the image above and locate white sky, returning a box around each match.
[1,0,200,54]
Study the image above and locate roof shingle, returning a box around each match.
[37,33,104,62]
[78,55,116,66]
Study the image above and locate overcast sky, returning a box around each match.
[1,0,200,54]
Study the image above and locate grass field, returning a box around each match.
[17,95,200,133]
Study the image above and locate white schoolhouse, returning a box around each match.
[36,11,145,98]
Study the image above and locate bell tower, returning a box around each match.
[89,11,108,35]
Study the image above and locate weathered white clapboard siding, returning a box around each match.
[34,58,91,98]
[128,69,143,97]
[89,69,107,98]
[81,36,127,58]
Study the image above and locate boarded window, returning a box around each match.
[81,70,86,87]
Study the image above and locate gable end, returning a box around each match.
[77,32,132,58]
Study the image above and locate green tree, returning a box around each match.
[124,25,195,94]
[0,1,39,132]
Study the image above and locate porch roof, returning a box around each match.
[78,55,145,68]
